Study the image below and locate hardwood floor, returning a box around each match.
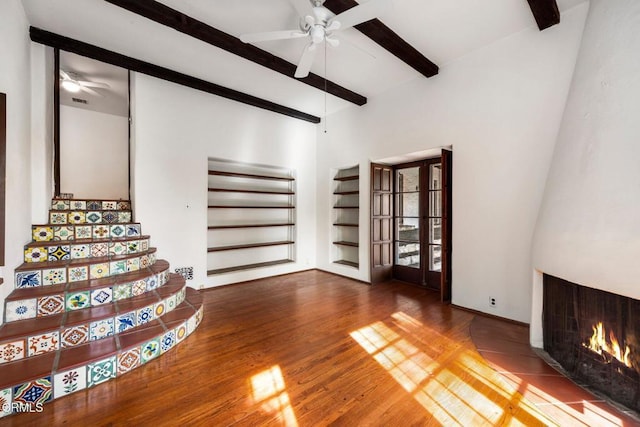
[6,270,554,426]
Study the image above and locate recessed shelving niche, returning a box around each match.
[207,159,296,275]
[332,165,359,268]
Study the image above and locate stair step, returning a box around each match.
[51,199,131,211]
[32,223,142,243]
[48,210,132,226]
[5,260,171,323]
[23,236,151,263]
[0,275,188,362]
[13,248,157,291]
[0,288,202,402]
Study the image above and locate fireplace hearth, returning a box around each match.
[543,274,640,412]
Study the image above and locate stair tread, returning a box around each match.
[15,248,157,272]
[0,288,202,390]
[25,235,151,249]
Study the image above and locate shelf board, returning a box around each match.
[209,170,294,181]
[398,250,420,258]
[334,260,359,268]
[208,240,294,252]
[333,191,359,195]
[208,205,295,209]
[208,187,294,195]
[333,223,359,227]
[333,175,359,182]
[333,241,359,247]
[333,206,359,209]
[208,223,294,230]
[207,259,293,275]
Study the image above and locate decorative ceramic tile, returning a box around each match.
[187,314,197,335]
[53,225,75,241]
[149,252,157,264]
[117,201,131,210]
[52,200,70,210]
[92,225,109,239]
[126,224,141,237]
[89,318,114,341]
[90,288,113,306]
[110,260,127,276]
[154,302,166,318]
[140,239,149,251]
[13,377,52,408]
[24,247,47,263]
[160,330,176,353]
[86,211,102,224]
[87,201,102,210]
[127,241,139,253]
[196,306,203,327]
[90,242,108,258]
[68,211,86,224]
[139,254,150,269]
[42,268,66,286]
[61,325,89,348]
[32,226,54,242]
[109,241,127,256]
[117,348,140,375]
[160,270,169,285]
[5,299,37,321]
[175,323,187,343]
[118,212,132,223]
[70,200,86,210]
[113,282,132,301]
[166,294,177,312]
[37,295,65,317]
[110,224,126,238]
[0,340,25,364]
[126,257,140,272]
[102,211,118,224]
[15,271,41,288]
[87,356,116,387]
[116,312,136,333]
[50,212,68,224]
[53,368,86,398]
[102,201,117,210]
[66,291,90,311]
[140,339,160,364]
[90,263,109,279]
[137,306,154,325]
[131,280,146,296]
[27,332,60,356]
[47,245,70,261]
[145,275,158,291]
[0,388,11,418]
[75,225,92,239]
[178,287,186,305]
[70,244,90,259]
[68,266,89,283]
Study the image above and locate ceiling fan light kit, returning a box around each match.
[59,69,110,97]
[239,0,390,78]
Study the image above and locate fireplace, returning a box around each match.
[543,274,640,411]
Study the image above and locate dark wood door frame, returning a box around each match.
[370,163,393,284]
[0,92,6,266]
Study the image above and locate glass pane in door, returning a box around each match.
[396,241,420,267]
[429,245,442,272]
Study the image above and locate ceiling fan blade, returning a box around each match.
[294,43,317,78]
[79,80,110,89]
[240,30,307,43]
[326,37,340,47]
[287,0,314,18]
[60,70,71,80]
[80,86,103,97]
[331,0,390,30]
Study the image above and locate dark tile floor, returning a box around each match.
[470,316,640,427]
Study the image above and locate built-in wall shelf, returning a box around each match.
[207,159,296,275]
[332,166,360,269]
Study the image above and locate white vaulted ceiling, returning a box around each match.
[21,0,587,118]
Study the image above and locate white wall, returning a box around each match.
[60,105,129,200]
[531,0,640,343]
[316,4,589,322]
[0,0,32,324]
[131,73,317,289]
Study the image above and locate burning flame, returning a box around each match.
[584,322,632,368]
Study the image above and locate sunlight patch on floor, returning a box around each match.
[249,365,298,426]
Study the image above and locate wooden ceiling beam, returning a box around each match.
[104,0,367,106]
[30,27,321,123]
[323,0,438,78]
[526,0,560,31]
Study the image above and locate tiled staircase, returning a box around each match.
[0,199,203,418]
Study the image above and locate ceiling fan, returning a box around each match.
[240,0,390,78]
[59,70,110,97]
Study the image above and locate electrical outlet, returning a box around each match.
[490,297,496,307]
